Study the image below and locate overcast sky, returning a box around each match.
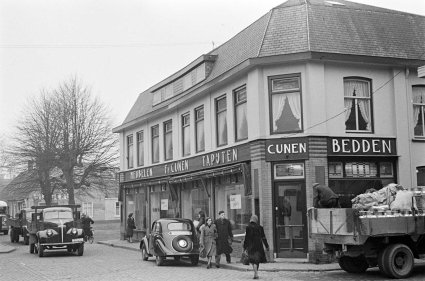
[1,0,424,138]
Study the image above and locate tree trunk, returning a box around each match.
[63,169,75,205]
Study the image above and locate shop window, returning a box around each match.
[417,166,425,186]
[127,134,133,169]
[115,201,120,217]
[164,120,173,160]
[344,78,373,132]
[379,162,394,178]
[269,75,302,134]
[182,113,190,156]
[274,163,305,179]
[234,86,248,141]
[413,86,425,137]
[216,95,228,146]
[328,162,343,178]
[136,131,144,166]
[151,125,159,163]
[345,162,377,177]
[195,106,205,152]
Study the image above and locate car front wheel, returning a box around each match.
[141,245,149,261]
[190,255,199,266]
[77,243,84,256]
[38,242,44,257]
[156,255,165,266]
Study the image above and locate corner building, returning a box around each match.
[113,0,425,262]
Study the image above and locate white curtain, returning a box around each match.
[272,94,286,131]
[413,87,425,129]
[344,80,370,129]
[286,92,301,129]
[344,82,355,121]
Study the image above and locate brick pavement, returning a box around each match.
[96,239,341,272]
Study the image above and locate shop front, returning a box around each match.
[266,137,309,258]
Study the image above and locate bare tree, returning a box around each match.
[53,77,118,204]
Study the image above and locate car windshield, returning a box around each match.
[168,222,191,231]
[44,210,73,221]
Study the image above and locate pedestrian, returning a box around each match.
[81,213,94,241]
[243,215,269,280]
[214,210,233,267]
[126,213,136,243]
[313,183,340,208]
[196,210,206,236]
[200,217,218,269]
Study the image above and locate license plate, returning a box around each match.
[72,238,84,242]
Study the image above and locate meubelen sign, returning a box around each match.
[265,137,309,161]
[123,143,250,182]
[328,137,397,156]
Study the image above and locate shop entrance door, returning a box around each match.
[274,182,307,258]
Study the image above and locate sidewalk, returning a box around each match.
[0,243,16,254]
[97,239,341,272]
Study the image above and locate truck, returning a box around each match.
[8,208,34,245]
[28,205,85,257]
[308,199,425,279]
[0,200,9,235]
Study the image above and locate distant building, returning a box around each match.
[113,0,425,261]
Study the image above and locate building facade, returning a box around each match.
[113,0,425,261]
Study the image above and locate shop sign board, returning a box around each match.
[328,137,397,156]
[230,194,242,209]
[265,137,309,161]
[122,143,251,182]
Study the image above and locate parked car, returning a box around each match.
[140,218,200,266]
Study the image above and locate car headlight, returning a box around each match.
[46,229,54,237]
[71,228,78,236]
[178,239,188,248]
[2,218,6,222]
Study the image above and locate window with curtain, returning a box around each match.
[164,120,173,160]
[216,95,228,146]
[195,106,205,152]
[413,86,425,137]
[127,135,133,169]
[234,86,248,141]
[344,78,372,132]
[269,75,302,134]
[151,125,159,163]
[182,113,190,156]
[136,131,144,166]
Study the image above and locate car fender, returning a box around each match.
[140,237,149,253]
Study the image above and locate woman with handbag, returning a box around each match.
[126,213,136,243]
[200,217,218,269]
[243,215,269,279]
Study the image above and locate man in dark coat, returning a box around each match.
[214,210,233,267]
[313,183,339,208]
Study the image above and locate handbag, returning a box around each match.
[199,245,207,258]
[240,249,249,265]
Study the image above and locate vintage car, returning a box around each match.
[28,205,85,257]
[140,218,200,266]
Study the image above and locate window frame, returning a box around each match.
[151,125,159,164]
[215,95,228,147]
[136,130,144,167]
[233,85,248,142]
[195,105,205,153]
[163,120,173,161]
[413,85,425,138]
[343,77,374,133]
[127,134,134,169]
[181,113,190,156]
[268,74,303,135]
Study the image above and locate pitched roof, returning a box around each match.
[117,0,425,129]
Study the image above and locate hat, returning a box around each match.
[128,213,133,217]
[218,210,225,215]
[250,215,258,223]
[312,183,320,188]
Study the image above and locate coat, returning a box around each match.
[313,184,339,208]
[215,218,233,255]
[243,222,269,265]
[126,217,136,237]
[200,223,217,257]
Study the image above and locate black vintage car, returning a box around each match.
[140,218,200,266]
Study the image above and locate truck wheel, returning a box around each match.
[30,243,35,254]
[190,255,199,266]
[383,243,414,279]
[38,242,44,257]
[141,245,149,261]
[338,256,368,273]
[155,255,165,266]
[77,243,84,256]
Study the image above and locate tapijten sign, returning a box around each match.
[265,137,309,161]
[328,137,397,156]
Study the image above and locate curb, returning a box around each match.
[0,245,17,254]
[96,241,341,272]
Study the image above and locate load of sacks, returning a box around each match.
[351,183,418,212]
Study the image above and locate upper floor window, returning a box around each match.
[151,125,159,163]
[195,106,205,152]
[234,86,248,141]
[269,75,302,134]
[413,86,425,137]
[164,120,173,160]
[127,135,133,169]
[216,95,228,146]
[182,113,190,156]
[136,131,144,166]
[344,78,372,132]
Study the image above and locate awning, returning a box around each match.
[168,163,243,184]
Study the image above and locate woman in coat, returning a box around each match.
[126,213,136,243]
[243,215,269,279]
[200,217,218,269]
